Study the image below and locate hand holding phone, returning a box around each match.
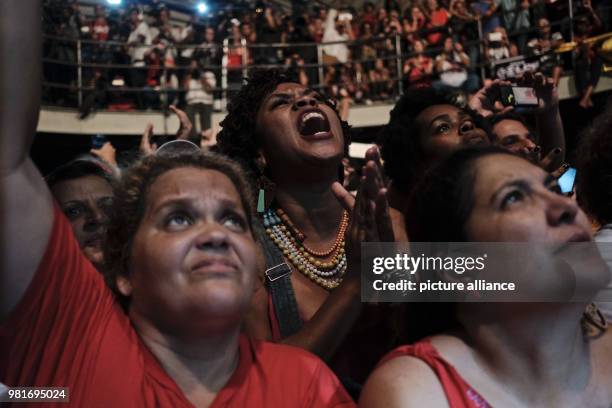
[557,167,577,194]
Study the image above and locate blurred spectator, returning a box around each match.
[91,5,110,42]
[573,0,604,108]
[423,0,450,47]
[322,8,355,64]
[369,58,395,99]
[434,37,479,92]
[255,7,282,65]
[449,0,480,71]
[449,0,478,42]
[497,0,531,53]
[361,2,378,27]
[284,54,309,86]
[285,16,318,85]
[527,17,563,85]
[126,8,152,109]
[308,13,325,43]
[79,69,107,119]
[184,60,216,139]
[226,19,245,89]
[360,22,378,71]
[194,26,221,67]
[485,27,518,63]
[173,16,197,71]
[159,68,179,110]
[403,5,427,43]
[471,0,502,35]
[403,39,434,89]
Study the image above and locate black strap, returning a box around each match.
[258,226,304,338]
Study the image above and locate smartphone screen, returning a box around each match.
[558,167,577,194]
[512,87,539,106]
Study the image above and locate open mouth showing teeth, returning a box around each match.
[298,110,331,136]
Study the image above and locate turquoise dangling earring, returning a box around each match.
[257,187,265,213]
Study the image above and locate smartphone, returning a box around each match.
[499,86,539,107]
[558,167,577,194]
[91,133,107,149]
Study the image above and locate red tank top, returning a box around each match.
[378,341,492,408]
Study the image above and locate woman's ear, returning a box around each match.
[116,275,133,297]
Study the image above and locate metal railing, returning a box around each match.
[41,2,611,113]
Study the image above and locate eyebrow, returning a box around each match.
[265,88,318,105]
[490,174,557,204]
[60,200,85,207]
[490,179,529,205]
[149,195,239,217]
[429,114,453,128]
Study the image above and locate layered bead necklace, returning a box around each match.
[263,207,349,290]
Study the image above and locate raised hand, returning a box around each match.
[169,105,193,140]
[468,79,514,118]
[90,141,117,168]
[332,147,394,280]
[139,123,157,156]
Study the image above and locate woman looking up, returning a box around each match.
[217,69,394,388]
[360,148,612,407]
[0,4,353,406]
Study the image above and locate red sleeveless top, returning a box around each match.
[378,341,492,408]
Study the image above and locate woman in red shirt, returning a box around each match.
[423,0,450,46]
[360,148,612,407]
[403,39,433,89]
[0,5,354,407]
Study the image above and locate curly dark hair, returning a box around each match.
[103,151,257,309]
[216,69,351,181]
[575,102,612,226]
[377,87,460,194]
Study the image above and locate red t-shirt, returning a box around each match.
[426,9,449,45]
[0,206,355,408]
[378,340,491,408]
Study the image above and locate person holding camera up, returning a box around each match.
[183,59,216,142]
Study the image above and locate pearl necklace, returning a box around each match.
[263,208,348,290]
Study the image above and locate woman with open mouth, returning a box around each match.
[216,69,394,394]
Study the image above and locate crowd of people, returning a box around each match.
[42,0,611,119]
[4,0,612,407]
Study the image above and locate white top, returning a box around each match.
[128,21,152,66]
[436,52,468,87]
[185,72,216,105]
[322,9,350,63]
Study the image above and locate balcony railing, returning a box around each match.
[41,3,610,115]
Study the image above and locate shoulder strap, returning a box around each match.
[258,226,304,338]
